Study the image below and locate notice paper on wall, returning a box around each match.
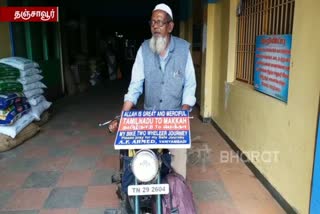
[253,34,292,103]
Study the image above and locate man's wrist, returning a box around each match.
[181,104,192,112]
[122,101,134,111]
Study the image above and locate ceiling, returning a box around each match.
[60,0,187,41]
[61,0,181,19]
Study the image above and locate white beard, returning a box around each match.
[149,36,167,55]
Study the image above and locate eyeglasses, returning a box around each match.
[149,20,171,27]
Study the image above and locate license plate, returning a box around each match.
[128,184,169,196]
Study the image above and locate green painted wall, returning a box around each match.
[0,0,11,58]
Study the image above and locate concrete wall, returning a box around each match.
[201,0,320,213]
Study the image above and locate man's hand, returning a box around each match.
[107,116,120,133]
[106,101,134,133]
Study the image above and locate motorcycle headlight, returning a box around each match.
[131,149,159,182]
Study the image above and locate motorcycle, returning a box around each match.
[101,110,190,214]
[122,148,171,213]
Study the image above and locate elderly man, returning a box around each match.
[111,3,196,179]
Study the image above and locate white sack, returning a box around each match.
[0,57,39,70]
[18,74,43,85]
[0,112,34,138]
[31,100,52,121]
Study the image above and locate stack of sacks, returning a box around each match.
[0,63,34,139]
[72,54,89,92]
[89,58,101,86]
[0,57,52,122]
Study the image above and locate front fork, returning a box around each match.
[156,174,162,214]
[134,174,162,214]
[134,177,139,214]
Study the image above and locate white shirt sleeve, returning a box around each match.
[182,51,197,106]
[124,47,145,105]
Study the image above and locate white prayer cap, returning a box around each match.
[153,3,173,20]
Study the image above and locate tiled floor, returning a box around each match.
[0,81,286,214]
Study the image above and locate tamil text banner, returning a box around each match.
[0,7,58,22]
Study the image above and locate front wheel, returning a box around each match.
[121,194,153,214]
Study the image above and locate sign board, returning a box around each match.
[310,115,320,214]
[0,7,59,22]
[114,110,191,150]
[253,34,292,102]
